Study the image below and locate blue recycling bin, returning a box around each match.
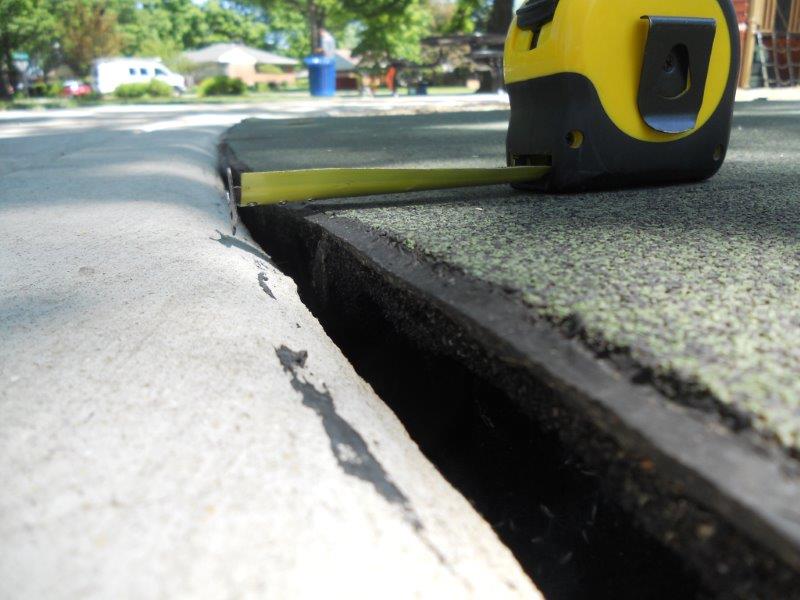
[305,56,336,97]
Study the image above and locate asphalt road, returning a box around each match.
[224,102,800,456]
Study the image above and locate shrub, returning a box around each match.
[253,81,284,92]
[198,75,246,97]
[76,91,102,102]
[146,78,174,97]
[47,82,63,97]
[27,82,63,98]
[29,83,46,97]
[114,82,149,98]
[115,80,174,99]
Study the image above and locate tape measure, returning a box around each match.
[240,0,738,206]
[506,0,739,191]
[240,166,549,206]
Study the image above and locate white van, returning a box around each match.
[92,58,186,95]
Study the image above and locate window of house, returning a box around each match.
[140,68,149,76]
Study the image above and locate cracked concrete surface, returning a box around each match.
[0,102,540,599]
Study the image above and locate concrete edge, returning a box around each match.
[319,211,800,558]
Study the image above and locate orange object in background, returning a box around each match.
[386,65,397,93]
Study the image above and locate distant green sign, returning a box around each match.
[12,51,30,75]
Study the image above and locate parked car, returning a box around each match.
[92,58,186,95]
[61,80,93,97]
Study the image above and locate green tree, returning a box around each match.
[192,1,269,48]
[263,6,311,57]
[111,0,270,61]
[0,0,57,96]
[353,0,433,63]
[443,0,491,34]
[434,0,519,35]
[156,0,207,51]
[113,0,185,59]
[251,0,511,62]
[251,0,413,55]
[54,0,123,76]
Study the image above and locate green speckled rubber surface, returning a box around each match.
[224,103,800,452]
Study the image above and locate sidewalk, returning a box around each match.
[736,86,800,102]
[0,103,539,598]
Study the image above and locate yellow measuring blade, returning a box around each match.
[239,166,550,206]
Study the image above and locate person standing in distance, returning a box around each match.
[318,27,336,58]
[386,63,399,97]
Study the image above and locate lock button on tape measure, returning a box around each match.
[239,0,739,206]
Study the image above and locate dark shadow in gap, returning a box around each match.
[241,207,703,600]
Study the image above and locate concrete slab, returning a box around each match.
[220,102,800,597]
[0,104,540,598]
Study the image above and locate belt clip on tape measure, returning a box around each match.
[506,0,740,191]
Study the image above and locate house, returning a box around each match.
[183,43,298,88]
[333,50,361,91]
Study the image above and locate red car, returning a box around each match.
[61,80,93,97]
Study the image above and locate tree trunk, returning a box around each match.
[477,1,513,93]
[487,0,514,34]
[308,1,325,54]
[1,47,18,99]
[309,2,318,53]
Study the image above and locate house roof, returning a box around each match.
[183,44,298,66]
[333,50,359,72]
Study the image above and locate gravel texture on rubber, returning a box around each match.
[224,103,800,455]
